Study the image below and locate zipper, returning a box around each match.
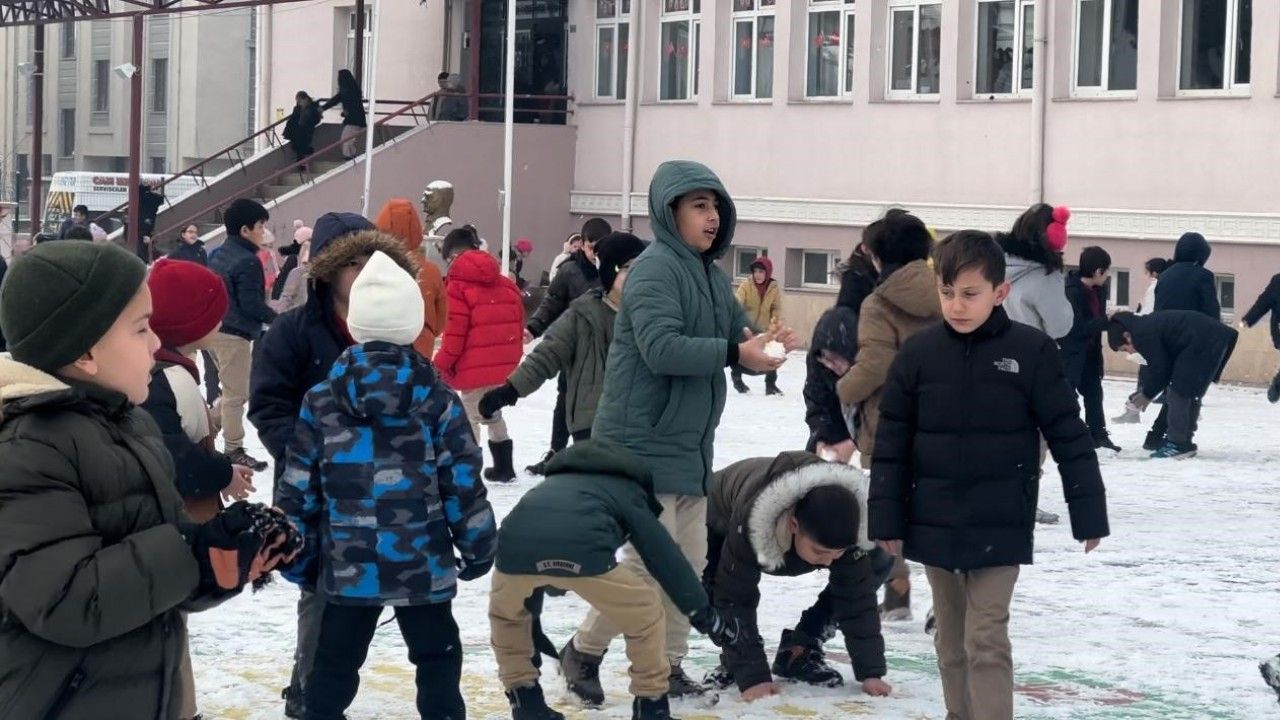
[42,667,85,720]
[958,337,974,561]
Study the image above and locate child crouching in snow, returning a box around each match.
[276,251,498,720]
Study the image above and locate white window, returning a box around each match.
[1179,0,1251,92]
[887,1,942,98]
[61,22,76,60]
[734,247,765,278]
[345,7,372,89]
[1107,268,1131,308]
[801,250,838,288]
[660,0,701,101]
[595,0,631,100]
[731,0,776,100]
[1074,0,1138,94]
[1216,273,1236,318]
[805,1,856,98]
[59,108,75,158]
[92,59,110,114]
[975,0,1034,95]
[151,58,168,113]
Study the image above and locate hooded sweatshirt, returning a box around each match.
[1155,232,1219,319]
[590,160,751,496]
[375,198,449,355]
[998,232,1073,340]
[734,256,781,331]
[434,249,525,391]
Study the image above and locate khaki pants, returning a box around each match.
[178,615,198,719]
[460,386,509,444]
[925,565,1020,720]
[490,567,668,698]
[575,494,706,664]
[206,332,251,452]
[340,124,363,158]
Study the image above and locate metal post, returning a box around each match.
[354,0,366,85]
[27,23,44,237]
[500,0,515,273]
[1029,0,1047,204]
[359,0,381,216]
[127,14,143,255]
[620,2,642,231]
[468,0,481,120]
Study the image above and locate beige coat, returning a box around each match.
[734,278,782,332]
[835,259,942,467]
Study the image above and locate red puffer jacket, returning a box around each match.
[435,249,525,391]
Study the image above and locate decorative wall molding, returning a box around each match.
[571,191,1280,245]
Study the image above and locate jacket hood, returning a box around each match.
[745,452,873,572]
[447,249,503,285]
[0,354,129,422]
[811,305,859,360]
[1174,232,1211,265]
[308,229,419,284]
[375,199,424,253]
[835,264,877,311]
[874,259,941,319]
[545,438,662,515]
[750,256,774,282]
[327,343,438,419]
[647,160,737,263]
[573,289,616,331]
[0,354,69,406]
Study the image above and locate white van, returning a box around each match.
[41,172,205,235]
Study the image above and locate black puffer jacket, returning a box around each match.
[1155,232,1219,319]
[0,254,7,351]
[143,360,232,500]
[167,240,208,266]
[208,235,277,340]
[706,452,883,690]
[802,266,876,449]
[526,251,600,337]
[1242,273,1280,350]
[869,307,1109,571]
[1059,271,1108,388]
[1113,311,1238,400]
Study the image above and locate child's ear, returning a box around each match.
[63,350,99,378]
[994,280,1012,305]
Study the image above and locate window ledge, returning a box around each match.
[787,97,855,106]
[641,99,700,106]
[1164,89,1252,100]
[784,285,840,295]
[957,95,1032,104]
[875,95,942,104]
[1057,92,1139,102]
[713,98,774,106]
[575,99,627,107]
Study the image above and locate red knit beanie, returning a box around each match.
[147,258,229,349]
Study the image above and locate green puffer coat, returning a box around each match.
[591,160,750,496]
[508,288,616,435]
[0,357,211,720]
[494,439,710,617]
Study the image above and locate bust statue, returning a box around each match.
[422,180,455,240]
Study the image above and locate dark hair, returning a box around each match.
[794,484,859,550]
[581,217,613,244]
[933,230,1006,285]
[441,224,482,259]
[1144,257,1169,275]
[64,225,94,241]
[1007,203,1064,272]
[1106,312,1136,351]
[437,71,451,81]
[295,91,313,103]
[73,205,89,216]
[224,198,270,239]
[1078,246,1112,278]
[864,210,932,270]
[337,69,360,96]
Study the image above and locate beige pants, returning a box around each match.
[491,567,668,697]
[206,332,252,452]
[178,620,198,719]
[575,494,706,664]
[460,386,509,445]
[925,565,1021,720]
[340,124,363,158]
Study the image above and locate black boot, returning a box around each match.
[666,664,708,698]
[282,685,304,719]
[485,440,517,483]
[1261,654,1280,703]
[771,629,844,687]
[558,637,605,707]
[731,370,750,394]
[525,449,556,476]
[765,381,783,396]
[702,665,735,690]
[507,683,565,720]
[632,695,680,720]
[1270,372,1280,404]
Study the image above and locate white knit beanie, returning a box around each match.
[347,251,424,346]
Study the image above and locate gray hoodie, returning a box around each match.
[1003,254,1073,340]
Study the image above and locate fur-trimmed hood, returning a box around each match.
[745,459,873,572]
[0,354,70,403]
[307,229,420,283]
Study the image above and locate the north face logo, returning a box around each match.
[536,559,583,574]
[994,358,1020,374]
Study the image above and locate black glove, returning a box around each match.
[457,557,494,582]
[479,383,519,420]
[183,501,303,592]
[690,606,748,649]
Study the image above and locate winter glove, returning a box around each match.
[183,502,304,592]
[479,383,519,420]
[457,557,494,582]
[690,606,749,649]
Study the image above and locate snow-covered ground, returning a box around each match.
[189,359,1280,719]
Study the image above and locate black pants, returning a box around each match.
[549,374,570,453]
[1076,353,1106,439]
[202,351,221,405]
[731,368,778,387]
[305,601,465,720]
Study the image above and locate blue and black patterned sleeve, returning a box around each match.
[433,387,497,566]
[276,397,324,586]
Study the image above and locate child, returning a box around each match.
[561,160,798,702]
[732,256,784,395]
[1155,231,1218,317]
[702,452,891,701]
[208,197,278,471]
[489,439,745,720]
[1107,310,1238,458]
[277,251,497,720]
[0,242,296,720]
[1240,271,1280,403]
[434,225,525,483]
[480,232,647,442]
[870,230,1109,720]
[1115,257,1171,423]
[1061,245,1118,451]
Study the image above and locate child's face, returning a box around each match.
[788,517,847,567]
[240,220,267,247]
[938,267,1009,334]
[674,190,720,253]
[1117,331,1136,354]
[182,225,199,243]
[752,268,766,284]
[610,263,632,300]
[62,285,160,404]
[333,253,373,307]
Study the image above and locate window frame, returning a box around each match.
[1176,0,1251,96]
[594,0,632,101]
[59,108,75,159]
[151,58,168,113]
[800,249,840,289]
[734,246,767,279]
[974,0,1035,97]
[659,0,702,102]
[1215,272,1236,320]
[730,0,777,101]
[60,22,76,60]
[92,59,110,114]
[804,0,856,99]
[886,0,943,100]
[345,7,373,89]
[1107,268,1131,308]
[1071,0,1139,97]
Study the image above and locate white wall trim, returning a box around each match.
[571,191,1280,245]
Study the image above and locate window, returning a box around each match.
[805,1,855,98]
[1179,0,1251,91]
[1216,273,1235,318]
[595,0,631,100]
[887,1,942,97]
[150,157,167,174]
[976,0,1034,95]
[61,22,76,59]
[732,0,776,99]
[801,250,838,287]
[1074,0,1138,93]
[345,6,372,89]
[734,247,765,278]
[92,60,110,113]
[1107,268,1131,307]
[59,109,75,158]
[659,0,701,101]
[151,58,168,112]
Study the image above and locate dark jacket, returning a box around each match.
[1242,273,1280,350]
[1113,311,1239,400]
[0,358,225,720]
[0,254,6,351]
[208,235,277,340]
[804,305,860,448]
[495,439,710,616]
[283,103,322,145]
[167,239,208,266]
[321,86,367,127]
[706,453,883,690]
[869,307,1110,571]
[277,343,497,605]
[142,360,232,501]
[1059,271,1108,388]
[1155,233,1219,319]
[527,251,600,338]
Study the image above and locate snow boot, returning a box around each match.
[1093,434,1122,453]
[880,579,912,622]
[666,664,708,698]
[558,638,605,707]
[924,609,937,635]
[1261,654,1280,703]
[772,630,844,687]
[282,685,304,719]
[1112,404,1141,424]
[732,376,750,394]
[702,665,735,690]
[507,683,565,720]
[1269,373,1280,404]
[765,378,783,396]
[632,695,680,720]
[485,440,517,483]
[1142,432,1165,451]
[1034,507,1060,525]
[1150,441,1196,459]
[525,450,556,476]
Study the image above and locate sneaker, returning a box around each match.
[666,664,708,698]
[558,638,605,707]
[227,448,269,473]
[1094,435,1122,453]
[702,665,735,691]
[507,683,565,720]
[771,632,844,688]
[1035,507,1060,525]
[924,609,936,635]
[732,377,750,394]
[525,450,557,476]
[1142,432,1165,451]
[1260,654,1280,703]
[1150,441,1197,459]
[1112,406,1141,424]
[1269,377,1280,404]
[632,695,680,720]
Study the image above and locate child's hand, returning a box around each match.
[742,682,781,702]
[739,329,786,373]
[222,465,256,503]
[774,326,803,353]
[523,328,535,344]
[816,439,856,464]
[818,349,851,377]
[877,539,903,557]
[1084,538,1102,553]
[861,678,892,696]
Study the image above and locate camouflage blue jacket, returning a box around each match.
[276,342,497,605]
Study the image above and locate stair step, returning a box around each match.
[261,184,297,200]
[310,161,342,174]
